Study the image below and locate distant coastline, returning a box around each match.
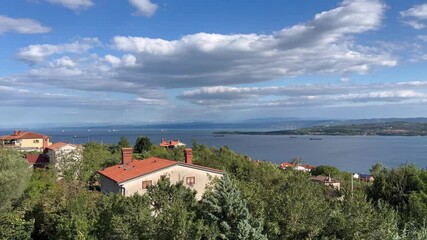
[214,121,427,136]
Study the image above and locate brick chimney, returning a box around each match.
[121,148,133,165]
[14,130,20,136]
[42,137,49,150]
[184,148,193,164]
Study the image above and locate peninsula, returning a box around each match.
[214,121,427,136]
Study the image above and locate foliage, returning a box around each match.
[134,136,152,153]
[368,164,427,228]
[0,148,31,212]
[200,174,267,240]
[311,165,342,178]
[118,136,130,148]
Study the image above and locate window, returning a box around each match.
[186,177,196,186]
[33,140,39,143]
[142,180,152,189]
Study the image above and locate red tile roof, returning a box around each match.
[159,139,185,147]
[0,131,48,140]
[46,142,69,150]
[98,157,224,183]
[25,154,49,165]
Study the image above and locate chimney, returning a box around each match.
[121,148,133,165]
[42,137,49,150]
[14,130,20,136]
[184,148,193,164]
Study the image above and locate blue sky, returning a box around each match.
[1,0,427,127]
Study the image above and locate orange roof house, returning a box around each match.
[1,130,51,151]
[159,139,186,148]
[98,148,224,199]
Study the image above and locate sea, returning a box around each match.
[2,128,427,173]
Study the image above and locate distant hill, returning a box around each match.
[215,121,427,136]
[48,118,427,132]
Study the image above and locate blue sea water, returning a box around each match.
[2,128,426,173]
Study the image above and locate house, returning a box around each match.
[0,130,51,151]
[311,175,341,190]
[43,142,83,174]
[98,148,224,200]
[358,174,375,182]
[25,154,49,168]
[279,162,316,172]
[159,139,186,148]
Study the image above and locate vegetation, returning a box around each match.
[216,121,427,136]
[0,137,426,239]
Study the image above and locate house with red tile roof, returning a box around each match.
[159,139,186,148]
[98,148,224,200]
[0,130,51,151]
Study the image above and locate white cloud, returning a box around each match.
[400,4,427,19]
[129,0,158,17]
[0,15,51,34]
[109,0,395,88]
[45,0,94,10]
[18,38,100,63]
[400,4,427,29]
[104,54,137,67]
[49,56,76,68]
[178,82,427,108]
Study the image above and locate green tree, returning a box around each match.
[311,165,342,178]
[147,179,203,239]
[322,191,399,239]
[201,175,267,240]
[118,136,130,148]
[370,162,383,177]
[0,149,31,212]
[134,136,152,153]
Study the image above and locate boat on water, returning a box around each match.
[310,137,322,140]
[290,136,297,138]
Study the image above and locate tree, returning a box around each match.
[201,175,267,240]
[134,136,152,153]
[118,136,130,148]
[370,162,383,177]
[311,165,342,178]
[0,149,31,212]
[147,179,203,239]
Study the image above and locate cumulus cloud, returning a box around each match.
[400,4,427,29]
[0,15,51,34]
[110,0,395,88]
[129,0,158,17]
[44,0,94,10]
[18,38,100,63]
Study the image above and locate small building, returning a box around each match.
[159,139,186,148]
[311,175,341,190]
[358,174,375,182]
[279,162,316,172]
[43,142,83,174]
[25,154,49,168]
[0,130,51,151]
[98,148,224,200]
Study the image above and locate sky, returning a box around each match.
[1,0,427,127]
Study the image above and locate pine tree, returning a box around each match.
[201,174,267,240]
